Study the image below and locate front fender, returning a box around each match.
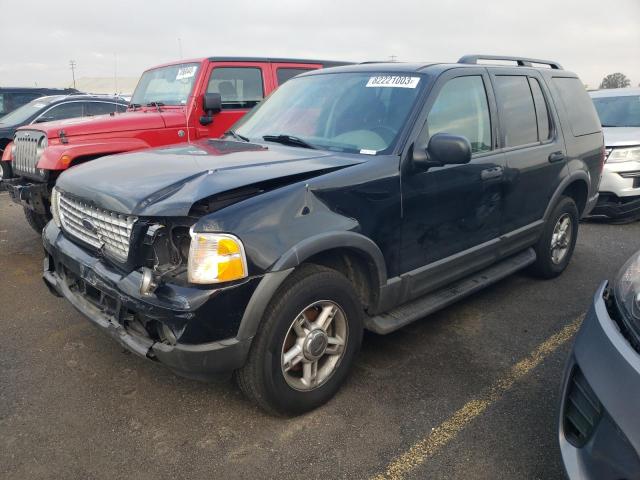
[272,231,388,286]
[37,138,151,170]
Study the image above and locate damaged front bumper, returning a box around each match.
[5,177,49,214]
[42,222,258,379]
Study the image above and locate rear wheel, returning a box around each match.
[23,207,50,233]
[529,196,579,278]
[235,264,363,416]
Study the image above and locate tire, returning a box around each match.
[235,264,363,416]
[23,207,50,233]
[529,196,579,279]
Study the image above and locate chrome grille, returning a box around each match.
[57,193,137,261]
[13,130,46,177]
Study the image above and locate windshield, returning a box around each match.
[592,94,640,127]
[0,96,59,126]
[234,72,425,154]
[130,62,200,107]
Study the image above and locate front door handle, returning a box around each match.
[548,151,566,163]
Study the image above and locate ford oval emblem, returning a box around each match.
[82,218,97,233]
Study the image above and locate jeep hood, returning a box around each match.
[56,140,364,216]
[603,127,640,148]
[19,108,179,138]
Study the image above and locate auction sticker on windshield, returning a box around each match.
[176,66,197,80]
[366,76,420,88]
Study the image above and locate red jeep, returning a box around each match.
[2,57,347,231]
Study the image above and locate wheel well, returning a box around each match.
[562,180,588,216]
[302,248,379,312]
[0,138,10,153]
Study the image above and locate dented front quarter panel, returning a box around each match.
[193,154,403,278]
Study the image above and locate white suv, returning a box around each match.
[589,88,640,222]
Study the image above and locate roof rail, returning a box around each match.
[458,55,563,70]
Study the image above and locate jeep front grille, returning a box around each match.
[13,130,47,178]
[57,193,137,261]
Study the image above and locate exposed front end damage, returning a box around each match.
[42,221,259,378]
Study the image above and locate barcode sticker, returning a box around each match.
[366,76,420,88]
[176,66,197,80]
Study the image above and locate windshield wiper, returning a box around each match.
[225,130,250,142]
[128,103,142,109]
[262,134,316,149]
[146,101,165,107]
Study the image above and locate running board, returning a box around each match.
[365,248,536,335]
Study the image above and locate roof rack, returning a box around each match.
[458,55,563,70]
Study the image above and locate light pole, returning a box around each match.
[69,60,77,89]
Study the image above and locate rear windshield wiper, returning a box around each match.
[262,134,316,149]
[225,130,250,142]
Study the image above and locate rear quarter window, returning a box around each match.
[552,77,601,136]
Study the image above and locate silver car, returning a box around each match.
[589,88,640,222]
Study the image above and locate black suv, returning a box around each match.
[42,55,604,415]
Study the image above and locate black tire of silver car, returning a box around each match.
[23,207,49,233]
[529,196,579,279]
[235,264,363,416]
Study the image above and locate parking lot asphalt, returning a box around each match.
[1,190,639,480]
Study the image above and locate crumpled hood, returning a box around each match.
[603,127,640,148]
[18,109,172,138]
[56,140,364,216]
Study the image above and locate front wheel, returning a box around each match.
[235,264,363,416]
[23,207,50,233]
[529,196,579,279]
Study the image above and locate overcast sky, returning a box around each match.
[1,0,638,89]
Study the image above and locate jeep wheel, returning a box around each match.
[23,207,50,233]
[529,196,579,279]
[235,264,363,416]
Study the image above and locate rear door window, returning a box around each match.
[85,102,121,116]
[552,77,602,136]
[207,67,264,109]
[528,78,552,141]
[276,68,314,85]
[494,76,538,148]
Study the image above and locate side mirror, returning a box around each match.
[35,116,55,124]
[203,93,221,114]
[200,93,222,126]
[412,133,472,171]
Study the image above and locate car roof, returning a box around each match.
[0,87,78,93]
[146,57,352,71]
[301,54,576,77]
[589,87,640,98]
[26,94,127,107]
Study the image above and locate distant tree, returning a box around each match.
[599,73,630,89]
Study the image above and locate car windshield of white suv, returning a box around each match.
[0,96,60,126]
[234,72,424,154]
[592,95,640,127]
[130,63,200,107]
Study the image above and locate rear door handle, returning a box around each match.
[548,151,566,163]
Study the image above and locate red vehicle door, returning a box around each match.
[269,62,320,87]
[195,61,275,139]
